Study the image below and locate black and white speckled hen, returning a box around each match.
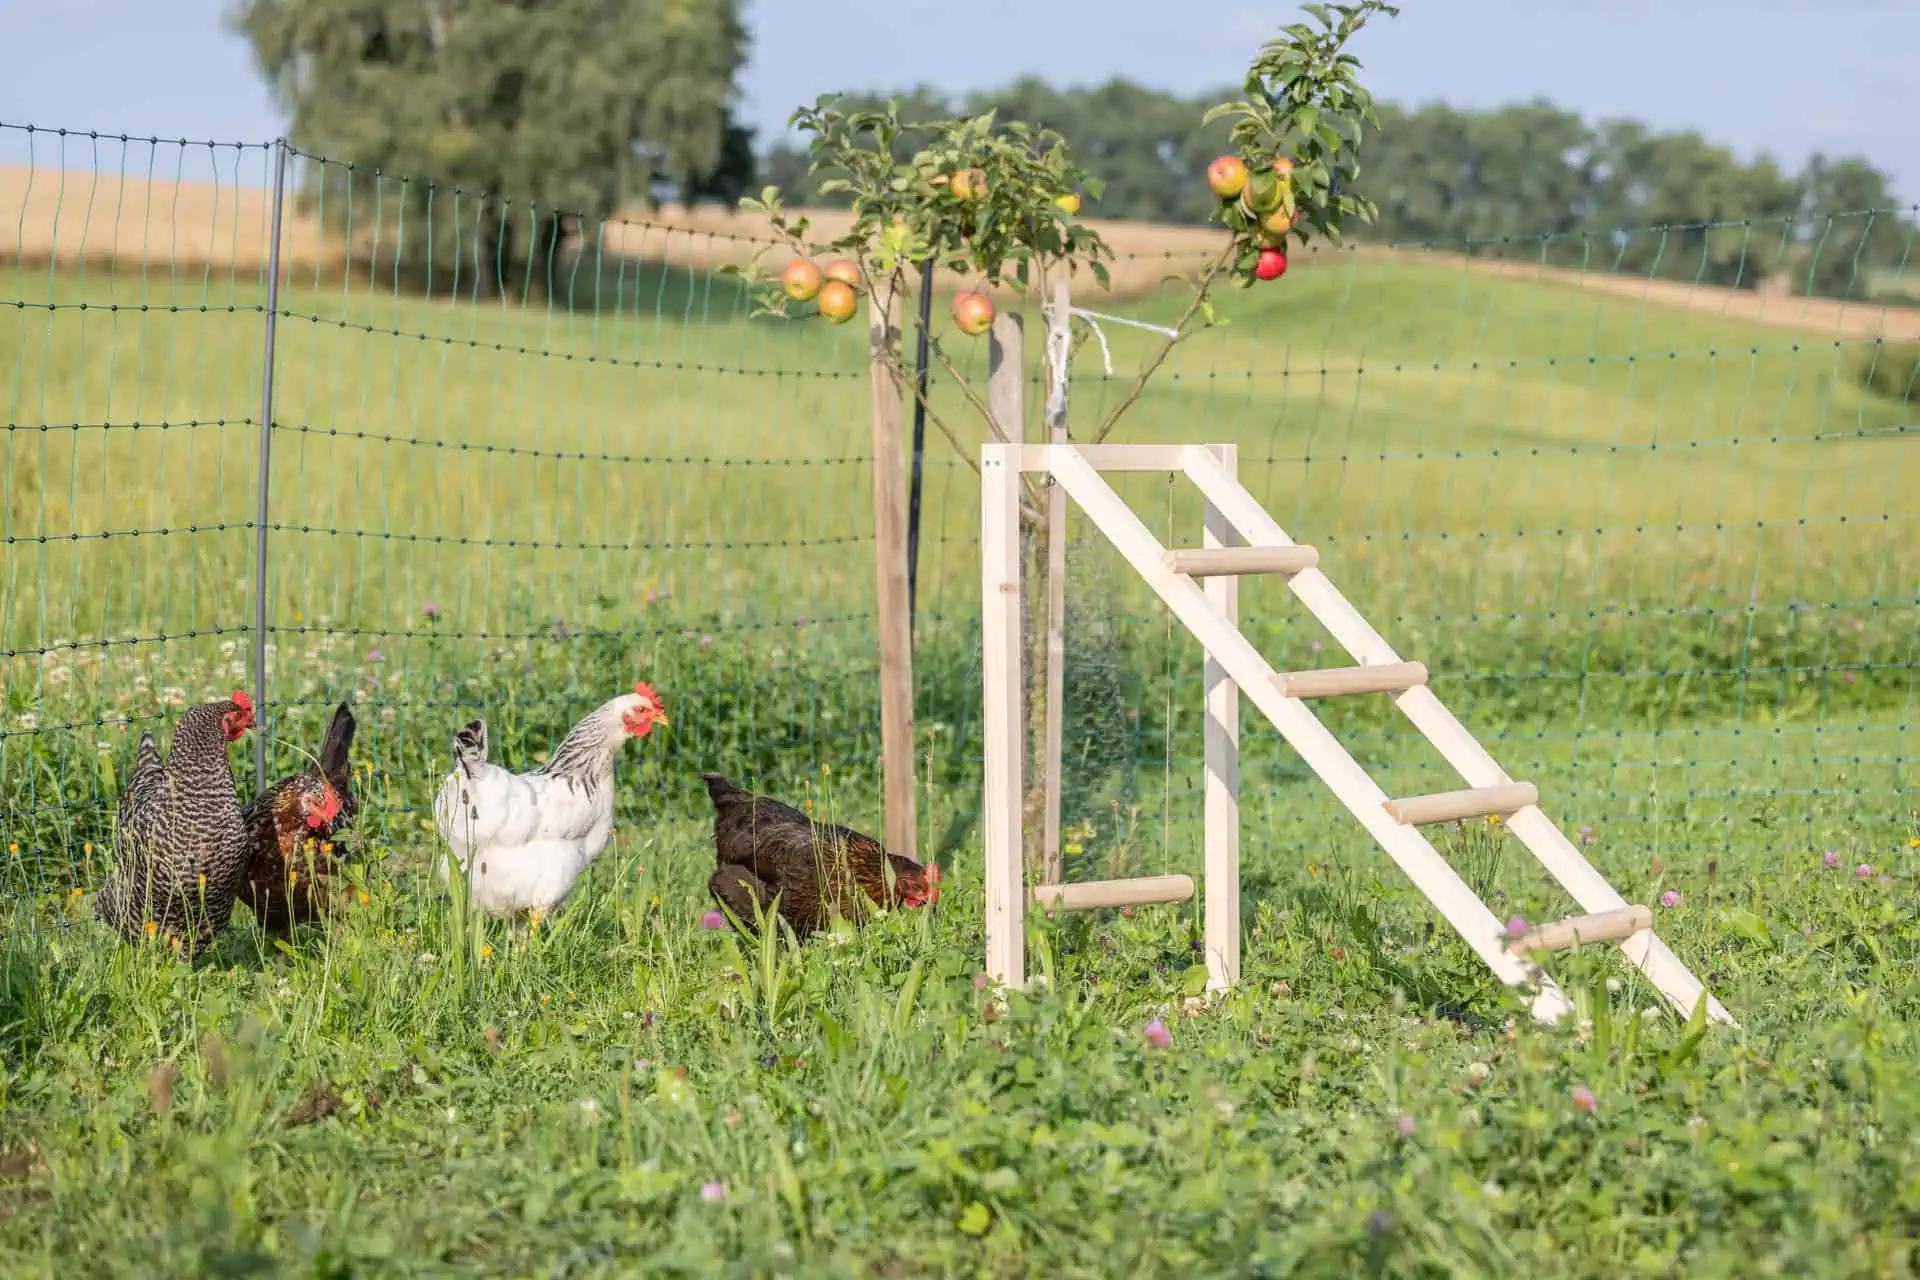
[239,701,357,937]
[95,690,256,958]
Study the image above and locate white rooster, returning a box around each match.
[432,681,668,923]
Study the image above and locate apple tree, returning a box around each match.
[732,1,1398,872]
[731,100,1115,471]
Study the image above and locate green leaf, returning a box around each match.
[1201,101,1255,127]
[1716,907,1773,948]
[957,1202,992,1236]
[1180,963,1210,997]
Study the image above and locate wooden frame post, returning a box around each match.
[1202,443,1240,992]
[868,285,916,858]
[980,444,1025,987]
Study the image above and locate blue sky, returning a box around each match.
[0,0,1913,203]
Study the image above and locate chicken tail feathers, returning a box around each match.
[700,772,748,807]
[318,702,356,782]
[454,719,488,777]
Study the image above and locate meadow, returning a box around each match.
[0,158,1918,1273]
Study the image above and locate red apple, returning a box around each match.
[817,280,859,324]
[823,259,862,288]
[1253,248,1288,281]
[780,258,824,303]
[1207,155,1249,200]
[951,289,995,336]
[1272,156,1294,182]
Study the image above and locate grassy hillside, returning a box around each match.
[1,241,1912,869]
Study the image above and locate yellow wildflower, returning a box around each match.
[143,920,158,936]
[83,842,93,854]
[320,842,333,855]
[7,843,17,855]
[357,891,370,906]
[480,944,494,959]
[1487,815,1501,827]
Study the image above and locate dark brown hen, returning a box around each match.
[239,701,358,937]
[701,772,940,940]
[95,691,255,959]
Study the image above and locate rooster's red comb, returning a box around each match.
[230,689,254,715]
[633,680,661,705]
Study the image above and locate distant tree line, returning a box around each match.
[759,81,1915,302]
[227,0,1911,305]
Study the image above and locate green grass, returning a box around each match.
[2,238,1919,1272]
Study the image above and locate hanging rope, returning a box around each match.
[1068,308,1182,378]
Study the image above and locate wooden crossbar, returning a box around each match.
[1507,906,1652,955]
[1030,874,1196,911]
[1164,546,1318,577]
[1274,661,1428,698]
[1384,782,1538,826]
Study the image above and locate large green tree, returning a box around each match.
[230,0,752,297]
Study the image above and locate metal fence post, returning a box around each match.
[251,137,288,790]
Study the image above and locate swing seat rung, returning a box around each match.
[1506,905,1653,955]
[1163,545,1318,577]
[1030,874,1195,911]
[1274,661,1428,699]
[1383,782,1538,826]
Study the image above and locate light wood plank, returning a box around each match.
[868,286,916,858]
[1383,782,1539,826]
[1031,874,1195,911]
[1203,443,1241,993]
[1274,662,1428,699]
[1165,546,1319,577]
[1507,906,1653,955]
[980,445,1026,988]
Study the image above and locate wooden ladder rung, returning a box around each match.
[1163,546,1318,577]
[1507,905,1652,955]
[1030,874,1195,911]
[1383,781,1538,826]
[1275,661,1428,699]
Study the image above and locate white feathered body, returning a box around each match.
[431,692,656,917]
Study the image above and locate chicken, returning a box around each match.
[95,690,256,959]
[432,681,668,921]
[701,772,941,940]
[238,701,357,937]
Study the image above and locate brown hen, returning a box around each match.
[701,772,940,940]
[239,702,357,937]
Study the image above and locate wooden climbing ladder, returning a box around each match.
[979,440,1735,1027]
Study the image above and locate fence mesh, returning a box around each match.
[1,122,1915,944]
